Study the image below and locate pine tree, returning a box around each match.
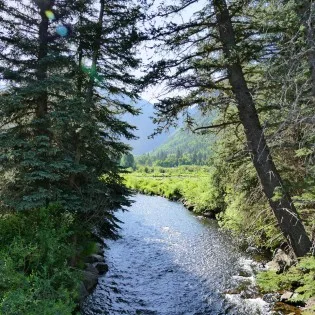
[0,0,144,237]
[0,0,75,210]
[146,0,312,256]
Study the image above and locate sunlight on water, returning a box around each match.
[83,194,272,315]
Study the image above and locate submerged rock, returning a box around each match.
[263,293,280,304]
[95,262,109,275]
[85,254,104,264]
[203,211,216,219]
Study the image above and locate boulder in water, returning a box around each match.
[85,254,104,264]
[95,262,109,275]
[82,270,99,292]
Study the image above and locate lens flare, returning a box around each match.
[56,25,68,37]
[45,10,55,20]
[81,64,102,82]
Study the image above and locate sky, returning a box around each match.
[137,0,205,103]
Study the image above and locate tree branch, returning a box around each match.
[194,120,240,132]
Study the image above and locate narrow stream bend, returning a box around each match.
[82,194,270,315]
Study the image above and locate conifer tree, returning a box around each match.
[146,0,312,256]
[0,0,144,237]
[0,0,74,210]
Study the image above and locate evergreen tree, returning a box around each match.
[0,0,144,237]
[146,0,313,256]
[121,153,136,169]
[0,0,75,210]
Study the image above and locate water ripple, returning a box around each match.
[82,194,270,315]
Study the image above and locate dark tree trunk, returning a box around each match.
[213,0,312,257]
[296,1,315,98]
[36,6,49,123]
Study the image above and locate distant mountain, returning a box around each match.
[135,110,217,167]
[121,98,174,155]
[120,97,216,163]
[152,111,216,155]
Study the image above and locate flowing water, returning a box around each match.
[82,194,271,315]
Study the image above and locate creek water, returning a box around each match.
[82,194,270,315]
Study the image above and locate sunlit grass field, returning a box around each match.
[124,166,221,213]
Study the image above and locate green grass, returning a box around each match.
[124,166,223,214]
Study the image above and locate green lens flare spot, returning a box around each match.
[45,10,55,20]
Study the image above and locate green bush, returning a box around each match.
[257,257,315,303]
[0,205,81,314]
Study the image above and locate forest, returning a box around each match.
[0,0,315,314]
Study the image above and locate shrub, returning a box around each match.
[257,257,315,303]
[0,205,81,314]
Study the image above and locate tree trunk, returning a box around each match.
[36,5,49,123]
[296,1,315,98]
[213,0,312,257]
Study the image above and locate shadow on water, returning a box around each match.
[82,194,268,315]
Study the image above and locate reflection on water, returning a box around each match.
[82,194,270,315]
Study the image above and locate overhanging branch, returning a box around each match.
[194,120,239,132]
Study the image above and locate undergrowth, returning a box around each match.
[257,256,315,305]
[0,205,85,315]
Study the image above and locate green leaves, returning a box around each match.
[258,257,315,303]
[0,206,80,314]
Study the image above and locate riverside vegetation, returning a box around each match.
[136,0,315,312]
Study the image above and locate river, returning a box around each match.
[82,194,270,315]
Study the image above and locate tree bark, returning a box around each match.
[36,5,49,123]
[213,0,312,257]
[296,1,315,98]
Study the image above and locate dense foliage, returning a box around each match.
[257,256,315,314]
[0,206,80,314]
[144,0,315,256]
[0,0,144,312]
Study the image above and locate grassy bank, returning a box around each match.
[124,166,223,214]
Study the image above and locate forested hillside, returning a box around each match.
[136,110,216,166]
[120,97,174,155]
